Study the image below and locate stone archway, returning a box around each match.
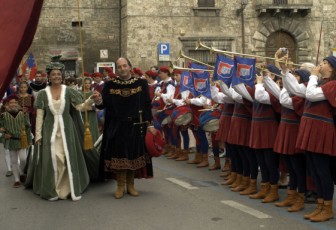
[266,31,297,64]
[252,17,312,64]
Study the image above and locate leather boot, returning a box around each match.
[222,157,231,172]
[114,170,126,199]
[249,182,270,199]
[262,184,279,203]
[209,156,221,170]
[229,174,242,188]
[240,179,257,195]
[220,171,231,177]
[196,154,209,168]
[163,144,172,155]
[187,153,203,164]
[176,149,189,161]
[221,172,236,185]
[275,189,297,207]
[288,193,305,212]
[167,147,180,159]
[232,176,250,192]
[310,200,334,222]
[304,198,324,219]
[126,170,139,197]
[165,146,176,158]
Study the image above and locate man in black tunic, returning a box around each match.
[93,57,155,199]
[29,70,46,98]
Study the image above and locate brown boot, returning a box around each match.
[220,171,231,177]
[221,172,236,185]
[240,179,257,195]
[310,200,334,222]
[229,174,243,188]
[114,170,126,199]
[304,198,324,219]
[167,147,181,159]
[176,149,189,161]
[222,157,231,172]
[126,170,139,197]
[196,154,209,168]
[232,176,250,192]
[166,146,177,158]
[209,157,221,170]
[163,144,172,155]
[288,193,305,212]
[275,190,297,207]
[249,182,270,199]
[187,153,203,164]
[262,184,279,203]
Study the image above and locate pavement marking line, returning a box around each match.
[221,200,272,219]
[165,178,199,190]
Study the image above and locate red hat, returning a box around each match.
[133,67,143,76]
[145,129,166,157]
[3,95,19,105]
[108,72,117,79]
[83,72,92,77]
[159,66,170,74]
[173,69,182,75]
[41,72,47,77]
[92,72,103,78]
[17,75,23,79]
[104,67,113,73]
[145,70,158,79]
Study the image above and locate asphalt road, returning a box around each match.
[1,153,335,230]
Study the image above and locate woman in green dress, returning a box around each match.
[30,56,92,201]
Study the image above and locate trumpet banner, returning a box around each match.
[232,56,256,88]
[213,54,235,87]
[0,0,43,98]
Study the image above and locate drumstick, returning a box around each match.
[198,108,213,112]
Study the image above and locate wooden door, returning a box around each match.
[265,31,297,64]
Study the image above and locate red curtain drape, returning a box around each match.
[0,0,43,98]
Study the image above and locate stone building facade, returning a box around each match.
[29,0,336,75]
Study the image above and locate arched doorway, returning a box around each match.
[266,31,297,64]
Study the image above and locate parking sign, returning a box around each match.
[158,43,170,61]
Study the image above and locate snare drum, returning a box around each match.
[151,99,164,116]
[157,106,174,125]
[171,105,193,126]
[199,109,221,132]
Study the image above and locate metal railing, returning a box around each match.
[256,0,313,5]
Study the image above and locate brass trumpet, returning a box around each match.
[170,61,214,73]
[179,50,214,68]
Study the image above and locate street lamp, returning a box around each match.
[236,0,248,53]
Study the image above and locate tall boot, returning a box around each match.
[310,200,334,222]
[209,156,221,170]
[240,179,257,195]
[196,154,209,168]
[167,147,180,159]
[275,189,297,207]
[165,146,176,158]
[176,149,189,161]
[222,157,231,172]
[229,174,242,188]
[187,153,203,164]
[288,193,305,212]
[262,184,279,203]
[304,198,324,219]
[163,144,172,155]
[232,176,250,192]
[221,172,237,185]
[126,170,139,197]
[249,182,270,199]
[114,170,126,199]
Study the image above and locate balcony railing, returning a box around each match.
[256,0,313,5]
[255,0,313,16]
